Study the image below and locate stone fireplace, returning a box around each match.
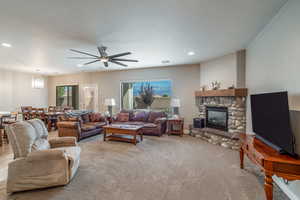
[194,89,247,139]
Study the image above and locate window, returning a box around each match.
[56,85,79,109]
[121,80,172,111]
[32,77,45,89]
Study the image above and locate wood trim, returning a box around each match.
[195,88,248,97]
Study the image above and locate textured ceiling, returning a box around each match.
[0,0,287,75]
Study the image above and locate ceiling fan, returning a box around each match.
[69,46,138,67]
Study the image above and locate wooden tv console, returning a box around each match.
[240,133,300,200]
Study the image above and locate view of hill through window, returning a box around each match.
[121,80,172,111]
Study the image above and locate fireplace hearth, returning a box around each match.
[206,106,228,131]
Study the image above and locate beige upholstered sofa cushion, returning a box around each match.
[27,119,49,139]
[7,121,40,158]
[32,138,51,151]
[7,119,51,158]
[55,146,81,178]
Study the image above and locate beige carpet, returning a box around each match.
[0,135,269,200]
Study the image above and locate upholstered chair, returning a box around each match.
[6,119,81,193]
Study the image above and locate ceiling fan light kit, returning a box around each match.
[69,46,138,68]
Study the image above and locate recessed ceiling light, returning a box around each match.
[188,51,195,56]
[162,60,170,64]
[1,43,12,47]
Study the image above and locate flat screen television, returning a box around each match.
[250,91,296,156]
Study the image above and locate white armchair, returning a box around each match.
[6,119,81,193]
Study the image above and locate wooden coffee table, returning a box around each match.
[103,124,144,145]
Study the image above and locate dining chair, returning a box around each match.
[21,106,32,120]
[36,108,46,122]
[30,108,39,119]
[63,106,73,112]
[0,128,3,146]
[48,106,56,112]
[2,112,19,144]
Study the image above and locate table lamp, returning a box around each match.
[105,98,116,117]
[171,98,181,116]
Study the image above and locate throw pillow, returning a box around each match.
[81,114,90,123]
[148,111,164,123]
[120,110,134,121]
[117,113,129,122]
[90,113,103,122]
[132,111,147,122]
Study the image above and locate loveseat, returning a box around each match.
[113,110,167,136]
[57,112,107,141]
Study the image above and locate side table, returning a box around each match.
[167,118,184,137]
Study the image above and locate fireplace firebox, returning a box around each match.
[206,106,228,131]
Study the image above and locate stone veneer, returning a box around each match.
[191,131,241,151]
[195,96,247,137]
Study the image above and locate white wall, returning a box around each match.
[246,0,300,132]
[246,0,300,198]
[0,70,48,111]
[48,64,200,127]
[199,51,246,89]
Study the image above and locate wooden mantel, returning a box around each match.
[195,88,248,97]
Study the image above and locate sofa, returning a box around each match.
[57,112,107,141]
[113,110,167,136]
[6,119,81,193]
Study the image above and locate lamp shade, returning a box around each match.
[170,98,180,107]
[105,98,116,106]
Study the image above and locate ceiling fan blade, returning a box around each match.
[70,49,99,58]
[68,57,96,59]
[104,62,109,67]
[83,60,100,65]
[110,60,128,67]
[111,58,138,62]
[108,52,131,58]
[97,46,107,57]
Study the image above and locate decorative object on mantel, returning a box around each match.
[228,85,235,89]
[170,98,181,116]
[200,85,207,92]
[211,81,221,90]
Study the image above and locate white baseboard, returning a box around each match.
[273,176,300,200]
